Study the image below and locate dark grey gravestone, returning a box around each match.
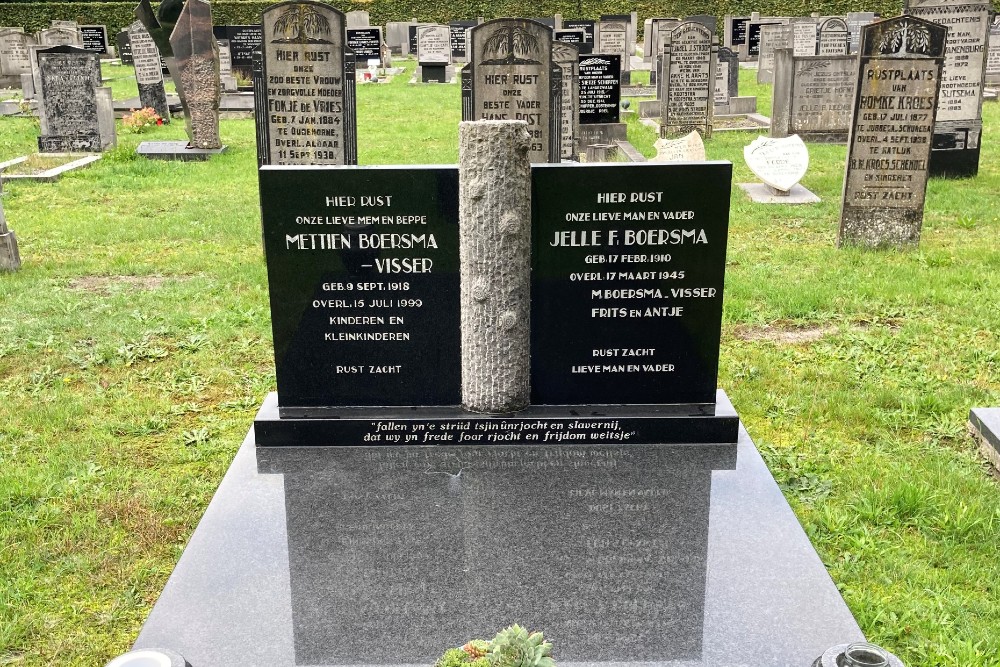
[650,18,681,85]
[552,41,579,159]
[598,19,630,84]
[715,46,739,108]
[462,19,561,163]
[846,12,876,53]
[169,0,221,150]
[131,426,864,665]
[259,1,356,166]
[578,54,620,125]
[211,25,263,83]
[772,50,854,142]
[449,20,476,60]
[80,25,109,56]
[0,29,32,76]
[563,19,595,53]
[839,15,947,248]
[725,15,750,48]
[36,45,109,152]
[757,23,793,83]
[555,29,587,51]
[347,27,382,65]
[969,407,1000,469]
[660,22,717,139]
[135,141,226,160]
[115,30,133,64]
[905,0,992,177]
[128,21,169,122]
[817,17,849,56]
[987,16,1000,85]
[744,20,784,61]
[407,24,420,56]
[685,14,718,34]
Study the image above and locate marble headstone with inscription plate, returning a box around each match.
[905,0,992,177]
[258,0,356,166]
[462,19,561,163]
[839,15,947,248]
[417,24,450,83]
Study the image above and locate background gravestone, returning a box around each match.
[659,22,716,139]
[792,19,818,56]
[757,23,793,83]
[462,19,561,163]
[772,50,854,141]
[36,27,82,47]
[347,26,382,65]
[128,21,169,122]
[0,29,32,79]
[724,15,750,49]
[597,19,630,84]
[258,0,356,166]
[714,47,739,110]
[839,15,947,248]
[744,19,785,61]
[817,17,850,55]
[212,25,263,83]
[80,25,109,57]
[417,24,450,83]
[905,0,993,177]
[36,45,114,152]
[168,0,221,150]
[345,10,369,29]
[846,12,876,53]
[449,20,476,61]
[579,54,620,125]
[115,30,133,65]
[552,41,579,159]
[987,16,1000,85]
[562,19,595,53]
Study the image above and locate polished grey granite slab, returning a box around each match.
[133,421,863,666]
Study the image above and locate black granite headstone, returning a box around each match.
[747,21,781,58]
[115,30,133,64]
[346,27,382,64]
[730,17,749,46]
[80,25,108,55]
[407,24,419,55]
[212,25,263,81]
[449,20,476,59]
[563,19,596,48]
[578,54,621,124]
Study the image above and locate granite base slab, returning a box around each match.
[137,141,227,161]
[131,415,864,666]
[739,182,821,204]
[969,407,1000,471]
[254,390,740,447]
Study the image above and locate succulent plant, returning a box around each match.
[486,625,555,667]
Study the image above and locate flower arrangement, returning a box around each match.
[434,625,555,667]
[122,107,164,133]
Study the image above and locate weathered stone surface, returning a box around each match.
[345,10,369,29]
[846,12,876,53]
[0,29,32,76]
[552,41,579,159]
[259,1,356,165]
[715,47,739,107]
[458,120,532,413]
[659,22,716,139]
[36,27,82,47]
[987,16,1000,85]
[597,19,630,75]
[36,45,110,152]
[905,0,992,177]
[463,19,560,163]
[757,23,793,83]
[128,21,169,121]
[744,134,809,192]
[772,50,854,141]
[792,19,818,56]
[169,0,221,149]
[839,16,947,248]
[651,130,706,161]
[817,17,849,55]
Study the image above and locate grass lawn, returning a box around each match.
[1,59,999,666]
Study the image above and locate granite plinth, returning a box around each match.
[739,182,820,204]
[137,141,227,161]
[969,407,1000,470]
[133,414,864,665]
[255,390,740,447]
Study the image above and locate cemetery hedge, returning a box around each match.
[1,0,908,34]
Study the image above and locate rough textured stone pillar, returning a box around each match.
[458,120,531,414]
[0,177,21,272]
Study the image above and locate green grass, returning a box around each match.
[1,60,999,666]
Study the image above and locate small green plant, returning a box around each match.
[121,107,164,133]
[434,626,554,667]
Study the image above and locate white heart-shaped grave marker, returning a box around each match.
[743,134,809,192]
